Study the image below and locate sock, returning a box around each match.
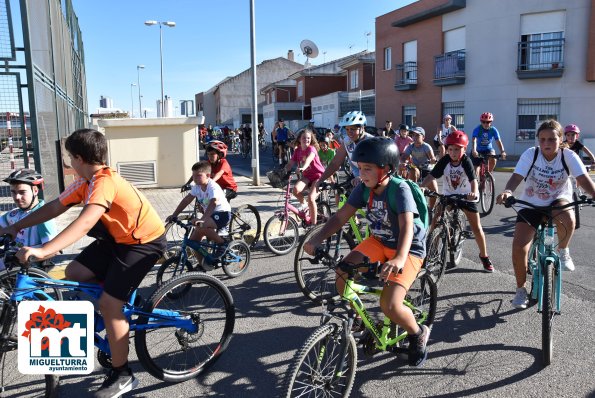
[112,363,130,373]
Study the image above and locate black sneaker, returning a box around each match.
[94,368,138,398]
[479,255,494,273]
[407,324,430,367]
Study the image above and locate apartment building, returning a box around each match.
[376,0,595,155]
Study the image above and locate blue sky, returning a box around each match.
[72,0,415,117]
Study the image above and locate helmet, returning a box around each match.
[309,119,315,123]
[564,124,580,134]
[206,140,228,158]
[339,111,367,127]
[480,112,494,122]
[3,168,44,186]
[409,126,426,137]
[444,130,469,148]
[443,114,452,120]
[399,124,409,131]
[352,137,400,172]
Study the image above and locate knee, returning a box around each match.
[98,294,125,317]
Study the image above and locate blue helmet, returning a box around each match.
[339,111,367,127]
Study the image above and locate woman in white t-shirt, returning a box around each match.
[496,120,595,309]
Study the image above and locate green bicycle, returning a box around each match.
[294,179,370,303]
[284,249,437,397]
[505,195,593,366]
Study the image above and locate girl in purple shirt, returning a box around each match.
[285,128,325,224]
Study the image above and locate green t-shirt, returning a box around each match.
[318,148,335,165]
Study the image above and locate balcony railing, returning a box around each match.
[433,50,465,86]
[394,62,417,91]
[517,38,565,79]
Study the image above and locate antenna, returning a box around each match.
[300,39,319,68]
[323,51,327,63]
[365,31,371,51]
[348,43,354,53]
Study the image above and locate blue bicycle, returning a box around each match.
[505,195,592,366]
[0,236,235,397]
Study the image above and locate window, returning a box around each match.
[516,98,560,141]
[442,101,465,129]
[403,105,417,127]
[520,32,564,70]
[271,91,276,103]
[384,47,392,70]
[297,81,303,97]
[350,70,359,89]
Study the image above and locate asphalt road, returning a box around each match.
[9,151,595,397]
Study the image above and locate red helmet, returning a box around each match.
[206,140,228,158]
[444,130,469,148]
[480,112,493,122]
[564,124,580,135]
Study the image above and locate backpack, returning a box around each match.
[524,147,569,181]
[362,176,429,230]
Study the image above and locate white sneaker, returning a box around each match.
[298,202,308,213]
[512,287,529,309]
[559,248,575,271]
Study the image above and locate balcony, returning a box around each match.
[395,62,417,91]
[433,50,465,86]
[517,38,565,79]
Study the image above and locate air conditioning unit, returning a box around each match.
[117,161,157,186]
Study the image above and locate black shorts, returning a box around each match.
[277,141,287,148]
[458,200,479,213]
[76,234,167,301]
[471,150,496,167]
[212,211,231,230]
[515,199,566,230]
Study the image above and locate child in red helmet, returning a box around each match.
[421,130,494,273]
[563,124,595,169]
[205,140,238,200]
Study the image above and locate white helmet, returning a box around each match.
[339,111,367,127]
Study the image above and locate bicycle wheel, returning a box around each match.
[284,323,357,398]
[423,226,448,284]
[572,191,581,229]
[450,210,467,267]
[264,215,300,255]
[155,255,194,286]
[480,173,495,216]
[294,225,356,303]
[135,272,235,382]
[0,269,62,398]
[316,201,332,224]
[162,219,197,263]
[229,204,261,248]
[542,259,556,366]
[407,271,438,327]
[222,240,251,278]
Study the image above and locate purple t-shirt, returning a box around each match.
[291,145,325,181]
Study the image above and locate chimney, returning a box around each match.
[288,50,294,62]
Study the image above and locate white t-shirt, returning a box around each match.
[190,179,231,213]
[514,147,586,206]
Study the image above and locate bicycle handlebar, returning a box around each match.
[301,247,401,276]
[319,178,354,193]
[167,216,194,232]
[504,195,594,210]
[424,190,479,203]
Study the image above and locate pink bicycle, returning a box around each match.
[264,170,331,255]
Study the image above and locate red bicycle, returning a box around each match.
[475,154,501,216]
[264,170,331,255]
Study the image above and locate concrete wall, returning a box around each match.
[98,117,202,188]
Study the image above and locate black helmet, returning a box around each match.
[3,168,44,186]
[352,137,400,172]
[399,124,409,130]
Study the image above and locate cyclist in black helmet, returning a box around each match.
[0,169,56,269]
[304,137,431,367]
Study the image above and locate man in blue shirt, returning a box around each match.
[471,112,506,175]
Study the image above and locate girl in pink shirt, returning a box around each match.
[285,129,325,224]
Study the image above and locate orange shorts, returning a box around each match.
[353,237,423,290]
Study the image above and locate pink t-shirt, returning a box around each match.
[291,145,325,182]
[395,136,414,154]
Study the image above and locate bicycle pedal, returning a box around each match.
[462,231,474,239]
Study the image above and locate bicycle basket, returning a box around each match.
[266,170,288,189]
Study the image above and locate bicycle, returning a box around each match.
[0,236,235,397]
[263,170,331,255]
[284,249,437,397]
[475,154,501,216]
[258,134,267,152]
[423,191,471,284]
[162,183,261,262]
[156,217,251,285]
[504,195,593,366]
[294,179,371,303]
[241,139,251,159]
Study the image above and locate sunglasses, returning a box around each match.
[481,121,491,125]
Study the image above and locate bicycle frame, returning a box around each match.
[7,269,197,358]
[274,173,313,230]
[528,223,561,313]
[334,184,369,243]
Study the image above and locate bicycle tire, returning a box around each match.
[135,272,235,382]
[0,269,62,398]
[316,201,332,224]
[407,270,438,327]
[480,173,495,216]
[527,238,539,301]
[162,218,197,263]
[155,255,194,286]
[294,225,356,303]
[264,215,300,255]
[222,240,251,277]
[229,204,261,248]
[572,191,581,229]
[423,226,448,284]
[284,323,357,398]
[542,259,555,366]
[450,210,467,267]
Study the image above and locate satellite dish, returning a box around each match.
[300,39,319,67]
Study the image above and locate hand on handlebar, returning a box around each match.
[165,214,177,223]
[466,192,478,202]
[496,191,512,205]
[16,246,45,264]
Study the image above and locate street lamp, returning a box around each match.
[130,83,137,118]
[144,20,176,117]
[137,65,145,117]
